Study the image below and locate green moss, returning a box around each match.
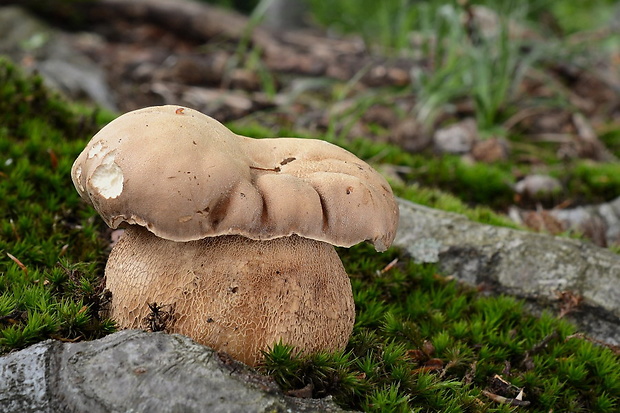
[0,57,114,353]
[2,56,619,412]
[263,243,620,412]
[563,162,620,204]
[600,127,620,158]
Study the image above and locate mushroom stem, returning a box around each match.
[105,226,356,366]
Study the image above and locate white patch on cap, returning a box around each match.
[74,165,84,192]
[90,150,123,199]
[87,141,105,159]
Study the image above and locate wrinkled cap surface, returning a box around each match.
[71,105,399,250]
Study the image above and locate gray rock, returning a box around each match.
[0,6,117,110]
[433,118,478,154]
[549,196,620,247]
[260,0,310,31]
[514,174,562,200]
[0,330,351,413]
[394,198,620,345]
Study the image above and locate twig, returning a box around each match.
[7,252,28,277]
[482,390,530,406]
[377,258,399,275]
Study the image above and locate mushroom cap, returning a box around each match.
[71,105,399,251]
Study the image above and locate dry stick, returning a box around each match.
[7,252,28,277]
[378,258,399,275]
[520,330,559,371]
[482,390,531,407]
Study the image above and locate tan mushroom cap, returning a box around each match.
[71,105,399,251]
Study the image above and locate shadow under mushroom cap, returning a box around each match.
[71,105,399,251]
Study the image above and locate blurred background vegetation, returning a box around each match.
[204,0,619,37]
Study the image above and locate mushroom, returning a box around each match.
[71,105,399,366]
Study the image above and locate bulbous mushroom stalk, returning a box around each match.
[71,105,399,366]
[107,227,354,366]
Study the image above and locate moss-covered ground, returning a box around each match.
[1,58,619,411]
[265,244,620,412]
[0,58,115,349]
